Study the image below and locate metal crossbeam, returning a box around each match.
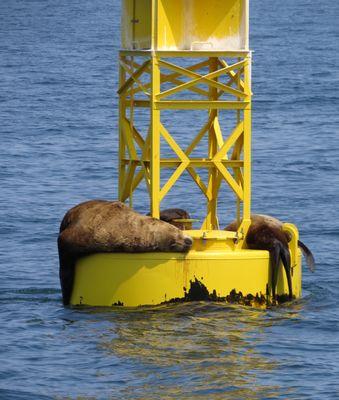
[118,59,150,95]
[158,59,247,99]
[130,59,210,97]
[185,118,213,156]
[213,122,244,161]
[219,59,245,91]
[154,101,249,110]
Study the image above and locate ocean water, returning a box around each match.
[1,0,339,399]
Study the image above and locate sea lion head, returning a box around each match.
[147,208,192,230]
[170,233,193,252]
[159,208,192,230]
[150,218,193,252]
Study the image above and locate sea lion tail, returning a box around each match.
[298,240,315,272]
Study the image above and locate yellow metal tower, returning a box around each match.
[119,0,251,244]
[70,0,302,307]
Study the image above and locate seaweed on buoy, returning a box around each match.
[162,279,293,308]
[184,278,210,301]
[112,301,124,306]
[226,289,267,307]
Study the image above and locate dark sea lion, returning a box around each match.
[158,208,192,230]
[225,214,315,301]
[58,200,193,305]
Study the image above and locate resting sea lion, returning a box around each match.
[158,208,192,230]
[225,214,315,301]
[58,200,193,305]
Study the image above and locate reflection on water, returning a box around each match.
[86,302,302,399]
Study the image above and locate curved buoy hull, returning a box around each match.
[70,246,302,307]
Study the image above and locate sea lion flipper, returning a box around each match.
[58,238,76,306]
[280,244,293,300]
[59,257,75,306]
[270,244,281,301]
[298,240,315,272]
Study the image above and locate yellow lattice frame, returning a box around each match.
[118,50,252,245]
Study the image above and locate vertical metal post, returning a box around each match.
[151,0,157,50]
[205,57,219,230]
[242,54,252,223]
[150,55,160,218]
[236,57,242,226]
[118,55,127,201]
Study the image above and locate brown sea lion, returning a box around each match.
[225,214,315,301]
[58,200,193,305]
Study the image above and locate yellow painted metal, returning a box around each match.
[150,55,161,218]
[121,50,250,58]
[71,225,302,307]
[118,52,251,232]
[71,234,302,307]
[118,56,127,201]
[205,57,219,230]
[238,54,252,246]
[121,0,152,50]
[121,0,248,51]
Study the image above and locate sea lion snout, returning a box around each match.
[169,234,193,252]
[184,236,193,251]
[184,236,193,246]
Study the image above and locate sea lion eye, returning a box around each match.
[169,239,178,249]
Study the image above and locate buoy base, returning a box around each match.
[70,231,302,307]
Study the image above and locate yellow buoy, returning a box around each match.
[70,0,302,307]
[71,225,302,307]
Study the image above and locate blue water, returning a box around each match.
[1,0,339,398]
